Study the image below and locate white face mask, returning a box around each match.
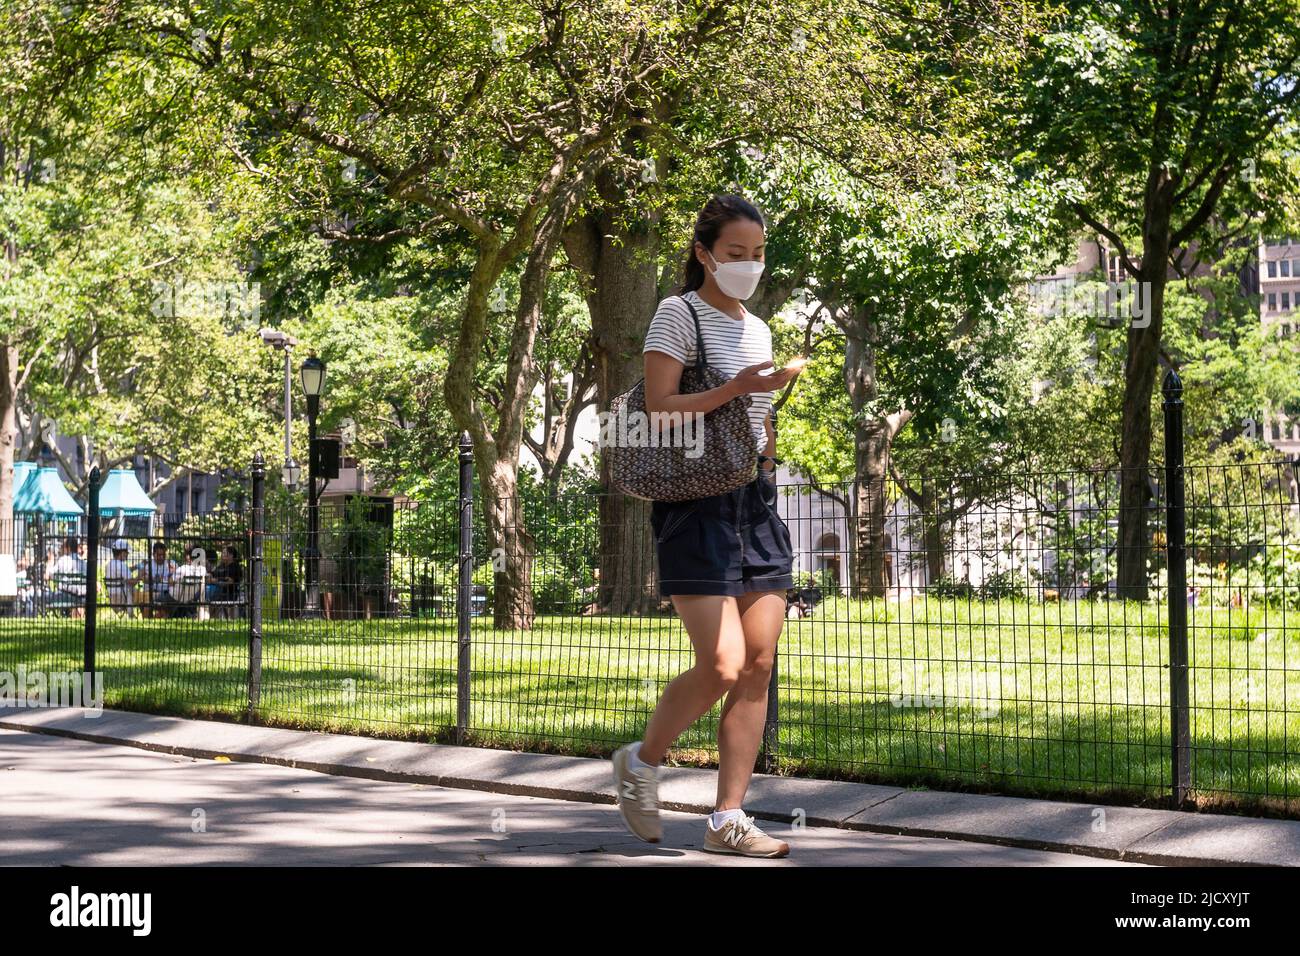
[705,248,765,300]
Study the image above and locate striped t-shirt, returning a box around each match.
[642,290,773,453]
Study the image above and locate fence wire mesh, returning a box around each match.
[2,453,1298,814]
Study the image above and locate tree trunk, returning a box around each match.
[0,340,16,550]
[1115,352,1159,600]
[562,180,662,616]
[484,459,535,629]
[445,230,549,630]
[2,219,18,553]
[921,478,945,584]
[843,307,897,598]
[1115,192,1172,601]
[852,418,891,598]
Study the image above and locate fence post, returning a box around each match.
[248,453,265,721]
[456,431,474,745]
[762,410,781,773]
[1162,370,1192,807]
[36,521,46,615]
[84,466,102,678]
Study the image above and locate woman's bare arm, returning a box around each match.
[643,350,800,418]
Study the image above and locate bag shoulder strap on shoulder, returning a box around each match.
[679,294,707,370]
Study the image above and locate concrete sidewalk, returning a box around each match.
[2,706,1297,866]
[0,731,1130,865]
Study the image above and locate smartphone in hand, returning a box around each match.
[763,356,808,377]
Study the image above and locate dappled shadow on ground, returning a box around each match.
[0,732,1132,867]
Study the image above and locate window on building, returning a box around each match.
[1269,260,1278,278]
[1269,293,1278,311]
[1284,292,1292,311]
[1283,260,1292,278]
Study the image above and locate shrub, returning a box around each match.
[978,569,1028,600]
[928,575,975,599]
[531,564,595,613]
[813,566,842,598]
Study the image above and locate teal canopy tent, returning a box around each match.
[98,469,157,517]
[12,466,84,518]
[12,461,35,497]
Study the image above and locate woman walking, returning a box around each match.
[612,195,804,857]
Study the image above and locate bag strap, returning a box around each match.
[681,294,707,370]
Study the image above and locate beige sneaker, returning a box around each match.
[703,813,790,858]
[612,744,662,843]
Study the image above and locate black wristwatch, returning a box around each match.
[758,454,780,473]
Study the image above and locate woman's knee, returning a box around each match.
[701,653,745,691]
[744,651,775,682]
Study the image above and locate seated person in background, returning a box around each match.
[43,546,58,587]
[14,556,35,616]
[172,546,209,618]
[52,536,87,618]
[105,538,134,615]
[786,584,822,620]
[579,567,602,616]
[135,541,178,617]
[785,588,811,620]
[208,546,242,604]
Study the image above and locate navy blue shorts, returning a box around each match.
[650,473,795,597]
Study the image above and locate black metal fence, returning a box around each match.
[3,371,1300,815]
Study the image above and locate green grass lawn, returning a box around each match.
[2,596,1298,815]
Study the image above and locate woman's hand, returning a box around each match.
[729,360,802,396]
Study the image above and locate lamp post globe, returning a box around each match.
[300,355,326,620]
[300,355,325,400]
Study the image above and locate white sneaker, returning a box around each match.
[703,813,789,857]
[611,744,662,843]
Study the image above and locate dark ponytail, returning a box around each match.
[676,194,766,295]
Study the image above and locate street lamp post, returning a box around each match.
[258,328,300,490]
[259,328,300,614]
[300,355,326,620]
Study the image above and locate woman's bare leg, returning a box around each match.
[715,590,785,810]
[639,594,747,765]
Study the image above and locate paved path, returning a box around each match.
[0,729,1136,866]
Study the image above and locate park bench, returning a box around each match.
[407,582,485,618]
[798,585,823,609]
[104,572,135,614]
[208,579,246,620]
[170,566,208,619]
[47,570,87,616]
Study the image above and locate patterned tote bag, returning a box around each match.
[605,296,757,502]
